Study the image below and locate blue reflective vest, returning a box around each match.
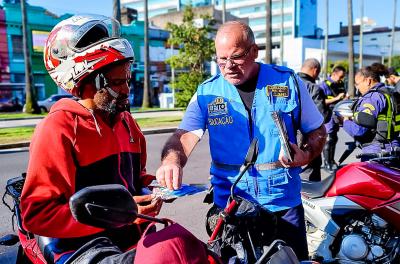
[196,64,302,212]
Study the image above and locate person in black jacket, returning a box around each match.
[298,58,331,181]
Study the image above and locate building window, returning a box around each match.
[11,35,23,60]
[370,38,377,41]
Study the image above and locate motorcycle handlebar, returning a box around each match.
[356,147,400,159]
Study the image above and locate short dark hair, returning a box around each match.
[302,58,321,71]
[357,65,382,82]
[332,65,346,73]
[387,67,399,77]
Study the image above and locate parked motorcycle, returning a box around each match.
[0,173,222,264]
[205,139,308,264]
[302,146,400,263]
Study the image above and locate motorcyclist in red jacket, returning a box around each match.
[20,14,164,263]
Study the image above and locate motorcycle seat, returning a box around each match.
[301,174,335,198]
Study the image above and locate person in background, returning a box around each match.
[156,21,327,260]
[341,66,399,160]
[320,65,347,171]
[297,58,331,181]
[386,67,400,92]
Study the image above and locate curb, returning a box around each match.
[0,109,184,122]
[0,127,177,150]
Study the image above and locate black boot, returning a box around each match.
[323,133,338,172]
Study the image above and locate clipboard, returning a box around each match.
[271,111,294,162]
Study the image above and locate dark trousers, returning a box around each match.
[275,204,309,261]
[300,154,322,181]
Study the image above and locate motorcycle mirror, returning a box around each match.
[354,112,377,129]
[244,138,259,165]
[69,184,138,229]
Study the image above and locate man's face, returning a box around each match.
[331,70,345,83]
[93,61,131,114]
[386,75,397,86]
[354,74,371,95]
[215,30,257,85]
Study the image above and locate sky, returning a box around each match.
[29,0,400,34]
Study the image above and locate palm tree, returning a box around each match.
[21,0,39,113]
[347,0,355,98]
[113,0,121,23]
[279,0,284,65]
[265,0,272,64]
[389,0,397,67]
[142,0,151,108]
[323,0,328,78]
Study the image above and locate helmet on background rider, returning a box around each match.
[44,14,134,97]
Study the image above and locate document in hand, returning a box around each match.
[271,111,294,162]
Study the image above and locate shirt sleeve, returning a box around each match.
[178,92,206,139]
[295,76,324,134]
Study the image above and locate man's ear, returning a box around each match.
[252,44,259,59]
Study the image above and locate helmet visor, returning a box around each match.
[66,14,121,51]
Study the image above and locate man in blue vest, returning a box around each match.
[156,21,326,260]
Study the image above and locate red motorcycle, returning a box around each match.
[301,146,400,263]
[0,174,222,264]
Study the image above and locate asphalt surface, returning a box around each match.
[0,127,358,262]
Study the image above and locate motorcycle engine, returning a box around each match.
[337,214,399,263]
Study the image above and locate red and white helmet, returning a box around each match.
[44,14,134,96]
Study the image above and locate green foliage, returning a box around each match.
[172,71,206,107]
[327,60,349,73]
[166,5,216,107]
[384,56,400,71]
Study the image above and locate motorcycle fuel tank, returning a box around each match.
[326,162,400,202]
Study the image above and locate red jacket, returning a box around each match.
[21,99,150,239]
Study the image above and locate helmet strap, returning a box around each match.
[95,73,119,99]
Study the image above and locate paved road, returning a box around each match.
[0,130,358,261]
[0,110,184,128]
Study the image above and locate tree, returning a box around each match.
[21,0,39,113]
[142,0,151,108]
[166,6,216,107]
[347,0,355,98]
[264,0,272,64]
[385,55,400,71]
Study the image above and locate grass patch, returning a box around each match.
[0,127,35,144]
[0,112,46,119]
[0,116,182,145]
[136,116,182,128]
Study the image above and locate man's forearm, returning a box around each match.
[302,125,327,161]
[161,129,199,167]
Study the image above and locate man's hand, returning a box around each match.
[279,143,311,168]
[279,125,326,168]
[336,92,345,101]
[133,194,163,223]
[156,162,183,190]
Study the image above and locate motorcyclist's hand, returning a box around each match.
[133,194,163,219]
[156,162,182,190]
[279,143,311,168]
